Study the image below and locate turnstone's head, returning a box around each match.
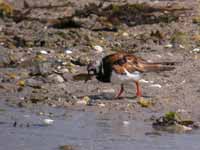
[87,60,101,76]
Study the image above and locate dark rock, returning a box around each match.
[13,121,17,127]
[30,94,47,103]
[152,112,195,133]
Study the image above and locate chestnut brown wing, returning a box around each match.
[107,52,147,74]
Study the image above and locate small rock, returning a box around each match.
[167,52,173,56]
[29,93,46,103]
[93,45,104,53]
[150,84,162,88]
[98,103,105,107]
[179,44,185,49]
[137,97,152,107]
[34,54,47,62]
[123,121,130,126]
[177,124,192,131]
[30,62,53,76]
[139,79,149,83]
[164,44,173,48]
[0,47,13,67]
[43,119,54,125]
[71,56,90,66]
[13,121,17,127]
[18,80,26,87]
[77,96,91,105]
[37,112,44,116]
[101,88,115,99]
[47,74,64,83]
[155,54,162,58]
[60,68,69,73]
[39,50,48,55]
[122,32,129,37]
[7,73,18,79]
[127,103,133,108]
[26,78,43,88]
[64,49,73,54]
[191,48,200,53]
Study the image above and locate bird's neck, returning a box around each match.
[96,62,112,83]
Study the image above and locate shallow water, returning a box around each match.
[0,104,200,150]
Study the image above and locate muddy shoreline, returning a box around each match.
[0,0,200,130]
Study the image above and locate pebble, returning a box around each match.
[40,50,48,55]
[0,26,3,32]
[180,80,186,84]
[77,96,91,105]
[179,44,185,49]
[122,32,129,37]
[65,50,73,54]
[43,118,54,125]
[98,103,106,107]
[26,78,43,88]
[47,74,65,83]
[76,100,88,105]
[31,62,53,76]
[155,54,162,58]
[123,121,130,126]
[167,52,173,56]
[60,68,69,73]
[191,48,200,53]
[101,88,115,99]
[93,45,104,53]
[101,88,115,94]
[182,125,193,131]
[140,79,149,83]
[138,97,152,107]
[164,44,173,48]
[150,84,162,88]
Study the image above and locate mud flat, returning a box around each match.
[0,0,200,149]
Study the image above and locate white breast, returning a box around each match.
[111,69,142,84]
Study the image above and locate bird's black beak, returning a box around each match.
[87,63,96,75]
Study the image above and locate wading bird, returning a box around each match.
[87,52,176,98]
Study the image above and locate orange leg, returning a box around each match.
[115,84,124,98]
[135,81,142,97]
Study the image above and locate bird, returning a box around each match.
[87,51,176,98]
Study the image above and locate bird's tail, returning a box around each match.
[141,62,178,72]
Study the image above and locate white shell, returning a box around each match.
[43,119,54,125]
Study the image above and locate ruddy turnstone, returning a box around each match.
[87,52,176,98]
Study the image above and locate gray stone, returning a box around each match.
[26,78,43,88]
[30,62,53,76]
[0,47,12,67]
[47,74,65,83]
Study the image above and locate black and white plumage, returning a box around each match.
[87,52,176,97]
